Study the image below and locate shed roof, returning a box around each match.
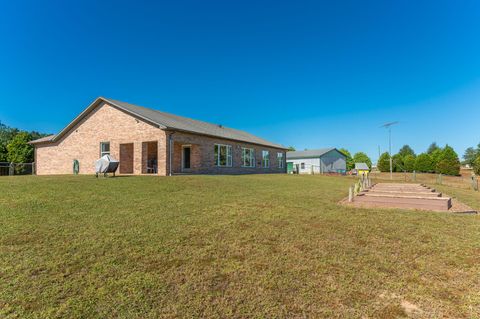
[29,97,286,149]
[355,163,370,170]
[286,148,342,159]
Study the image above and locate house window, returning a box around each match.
[100,142,110,157]
[277,152,284,168]
[242,147,255,167]
[262,150,270,168]
[301,163,305,169]
[214,144,232,167]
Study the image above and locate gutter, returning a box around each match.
[169,132,175,176]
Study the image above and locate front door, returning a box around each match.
[182,146,191,170]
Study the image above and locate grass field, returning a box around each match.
[1,174,479,318]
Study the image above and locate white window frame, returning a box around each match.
[214,144,232,167]
[241,147,255,168]
[262,150,270,168]
[100,142,110,157]
[277,152,284,168]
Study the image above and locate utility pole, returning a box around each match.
[381,121,399,180]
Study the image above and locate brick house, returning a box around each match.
[30,97,287,176]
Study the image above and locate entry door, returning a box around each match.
[182,146,191,170]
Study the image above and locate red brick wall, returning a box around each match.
[168,131,286,174]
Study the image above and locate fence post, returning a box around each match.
[9,163,14,176]
[32,162,35,175]
[413,170,416,182]
[471,174,478,191]
[348,186,353,202]
[437,173,443,185]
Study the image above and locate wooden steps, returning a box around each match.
[353,183,452,211]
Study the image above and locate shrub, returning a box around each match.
[415,153,434,173]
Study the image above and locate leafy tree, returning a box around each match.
[463,145,480,166]
[398,145,416,158]
[287,146,296,151]
[473,156,480,175]
[427,142,440,154]
[339,148,354,170]
[414,153,434,173]
[377,152,391,172]
[435,145,460,175]
[392,154,404,172]
[430,148,443,172]
[403,155,416,172]
[353,152,372,169]
[6,132,34,163]
[0,122,19,162]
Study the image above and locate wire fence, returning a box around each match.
[0,162,35,176]
[369,171,479,191]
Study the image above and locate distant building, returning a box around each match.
[354,163,370,176]
[286,148,346,174]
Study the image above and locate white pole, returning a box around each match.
[389,127,393,180]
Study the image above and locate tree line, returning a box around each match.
[0,122,48,163]
[377,143,461,175]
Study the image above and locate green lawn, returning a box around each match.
[1,174,479,318]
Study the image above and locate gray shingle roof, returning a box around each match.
[286,148,339,159]
[355,163,369,170]
[30,97,286,149]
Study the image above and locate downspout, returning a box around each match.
[169,132,175,176]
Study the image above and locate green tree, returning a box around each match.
[430,148,443,172]
[353,152,372,169]
[427,142,440,154]
[463,145,480,166]
[6,132,34,163]
[287,146,296,151]
[414,153,434,173]
[435,145,460,175]
[0,122,19,162]
[392,154,404,172]
[473,156,480,175]
[377,152,391,172]
[403,155,416,172]
[398,145,416,158]
[339,148,354,170]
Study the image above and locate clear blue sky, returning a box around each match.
[1,0,479,162]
